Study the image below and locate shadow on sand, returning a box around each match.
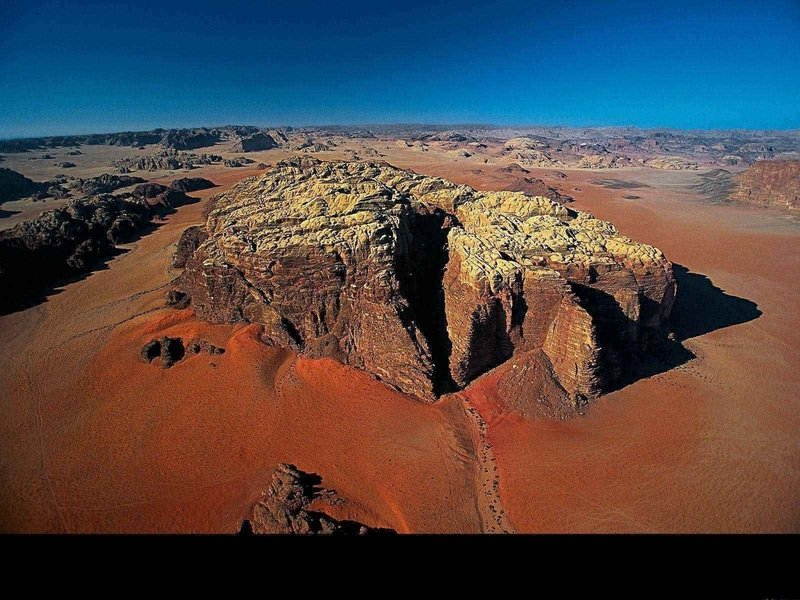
[609,262,761,392]
[0,199,198,316]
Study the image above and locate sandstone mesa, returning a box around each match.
[173,157,676,414]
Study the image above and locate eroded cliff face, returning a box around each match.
[174,157,675,412]
[731,160,800,211]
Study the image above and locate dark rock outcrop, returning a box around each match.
[0,187,193,314]
[231,132,279,152]
[222,157,255,168]
[140,336,185,368]
[140,335,223,367]
[169,177,215,193]
[78,173,146,195]
[0,168,40,203]
[245,464,393,535]
[160,129,220,150]
[112,150,223,172]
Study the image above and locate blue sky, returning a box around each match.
[1,0,799,138]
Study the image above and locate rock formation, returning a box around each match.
[730,160,800,210]
[223,157,255,168]
[0,186,193,313]
[243,464,393,535]
[645,156,699,170]
[78,173,146,195]
[173,158,675,412]
[112,150,224,172]
[169,177,216,193]
[140,336,223,368]
[160,128,220,150]
[231,132,279,152]
[0,168,40,203]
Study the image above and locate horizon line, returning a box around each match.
[3,122,800,142]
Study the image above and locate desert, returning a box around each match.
[1,0,799,539]
[0,124,798,533]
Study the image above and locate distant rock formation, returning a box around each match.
[578,153,630,169]
[498,163,529,174]
[173,158,675,413]
[243,464,393,535]
[645,156,699,170]
[111,150,223,172]
[78,173,146,195]
[223,157,255,167]
[0,185,194,313]
[231,132,279,152]
[169,177,215,193]
[160,129,220,150]
[730,160,800,210]
[0,168,40,203]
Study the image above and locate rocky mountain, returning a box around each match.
[169,177,216,193]
[0,125,263,153]
[231,131,279,152]
[173,157,675,412]
[730,160,800,210]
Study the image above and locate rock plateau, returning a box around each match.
[173,158,676,413]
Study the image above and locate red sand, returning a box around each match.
[1,155,798,533]
[459,169,800,532]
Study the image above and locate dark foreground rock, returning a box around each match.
[243,464,394,535]
[0,168,40,203]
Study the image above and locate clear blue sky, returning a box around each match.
[1,0,799,138]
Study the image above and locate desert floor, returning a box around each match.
[1,142,798,532]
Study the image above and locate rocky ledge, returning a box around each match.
[173,157,676,414]
[241,464,393,535]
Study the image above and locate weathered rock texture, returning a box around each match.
[112,150,224,172]
[0,187,193,313]
[174,158,676,412]
[731,160,800,211]
[244,464,392,535]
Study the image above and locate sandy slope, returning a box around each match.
[0,145,797,532]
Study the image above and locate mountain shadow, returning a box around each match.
[606,262,761,392]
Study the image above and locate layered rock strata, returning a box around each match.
[174,158,675,411]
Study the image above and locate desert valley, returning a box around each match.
[1,125,798,533]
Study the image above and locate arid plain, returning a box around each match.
[1,129,798,533]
